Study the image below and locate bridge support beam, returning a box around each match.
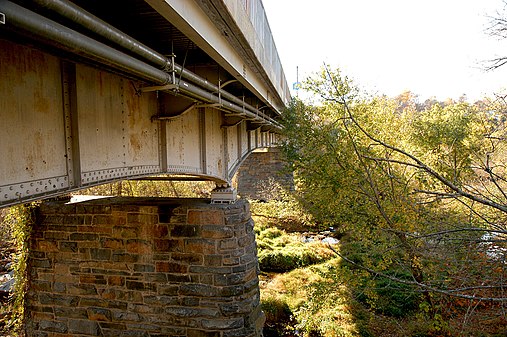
[27,197,264,336]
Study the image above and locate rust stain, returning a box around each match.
[126,82,141,126]
[130,134,141,159]
[34,91,51,114]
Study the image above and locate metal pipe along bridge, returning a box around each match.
[0,0,290,207]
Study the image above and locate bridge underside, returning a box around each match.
[0,0,284,208]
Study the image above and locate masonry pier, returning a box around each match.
[235,148,294,201]
[27,197,264,336]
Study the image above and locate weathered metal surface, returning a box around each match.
[165,107,202,175]
[0,0,286,208]
[204,107,226,179]
[0,40,69,203]
[75,64,160,185]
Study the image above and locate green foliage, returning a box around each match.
[0,204,35,335]
[255,224,334,272]
[279,65,507,334]
[77,180,214,198]
[410,102,485,185]
[250,178,315,230]
[354,269,420,318]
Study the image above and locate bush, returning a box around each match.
[256,226,334,272]
[353,269,421,318]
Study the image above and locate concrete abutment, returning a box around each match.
[26,197,264,336]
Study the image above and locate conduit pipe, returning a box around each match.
[0,0,171,84]
[31,0,280,121]
[0,1,280,128]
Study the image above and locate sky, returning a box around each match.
[263,0,507,102]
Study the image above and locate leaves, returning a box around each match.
[281,65,507,314]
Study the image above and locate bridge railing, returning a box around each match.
[239,0,290,106]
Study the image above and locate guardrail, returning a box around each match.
[240,0,290,105]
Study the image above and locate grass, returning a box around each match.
[252,196,507,337]
[255,224,335,272]
[259,258,362,337]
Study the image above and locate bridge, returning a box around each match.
[0,1,291,336]
[0,0,290,207]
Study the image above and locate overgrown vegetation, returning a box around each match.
[77,179,215,198]
[256,66,507,336]
[0,204,35,336]
[255,192,507,336]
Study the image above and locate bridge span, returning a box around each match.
[0,0,290,207]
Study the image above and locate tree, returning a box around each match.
[486,0,507,70]
[281,66,507,333]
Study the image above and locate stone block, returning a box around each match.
[127,240,152,254]
[179,283,217,297]
[204,255,222,266]
[171,252,202,264]
[113,226,139,238]
[166,273,191,283]
[38,319,67,333]
[44,231,69,240]
[59,241,78,252]
[36,240,59,253]
[69,233,99,241]
[101,238,124,249]
[112,253,139,263]
[201,225,233,239]
[108,275,125,286]
[127,213,158,226]
[155,261,187,273]
[68,318,100,336]
[67,283,98,295]
[156,284,179,296]
[187,210,224,225]
[112,311,143,322]
[171,224,201,237]
[80,274,107,285]
[133,264,155,273]
[219,238,238,251]
[165,306,219,318]
[126,280,156,292]
[188,329,220,337]
[99,322,127,330]
[87,307,112,321]
[150,224,169,237]
[38,293,79,307]
[184,238,216,254]
[90,248,112,260]
[201,317,244,329]
[154,239,182,252]
[63,215,86,225]
[54,307,88,319]
[31,258,52,269]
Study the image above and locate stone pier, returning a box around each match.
[234,148,293,201]
[26,197,264,337]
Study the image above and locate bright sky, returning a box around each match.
[263,0,507,102]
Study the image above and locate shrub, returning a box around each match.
[256,226,334,272]
[353,269,421,318]
[0,204,34,335]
